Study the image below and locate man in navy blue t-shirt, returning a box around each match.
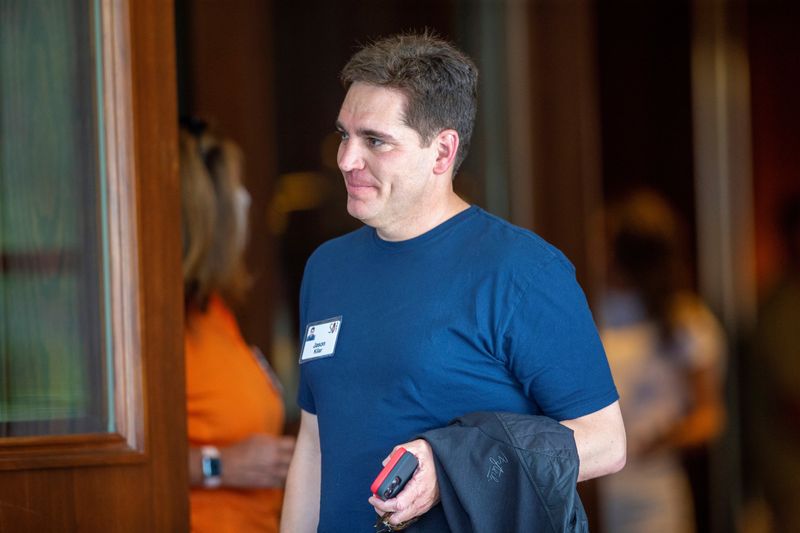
[281,32,626,533]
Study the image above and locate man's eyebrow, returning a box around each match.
[334,121,398,143]
[357,128,398,143]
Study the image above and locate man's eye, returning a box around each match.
[338,132,349,141]
[367,137,384,148]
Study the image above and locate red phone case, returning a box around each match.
[371,447,419,500]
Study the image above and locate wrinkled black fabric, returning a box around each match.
[410,412,588,533]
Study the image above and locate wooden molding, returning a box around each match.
[101,0,145,456]
[0,0,146,469]
[0,433,145,470]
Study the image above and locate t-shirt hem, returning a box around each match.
[297,397,317,415]
[551,389,620,421]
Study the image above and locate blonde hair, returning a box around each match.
[180,127,251,310]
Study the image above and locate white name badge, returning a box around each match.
[300,316,342,363]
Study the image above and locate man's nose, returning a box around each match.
[338,140,364,172]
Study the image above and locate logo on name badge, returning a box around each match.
[300,316,342,363]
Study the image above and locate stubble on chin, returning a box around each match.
[345,197,371,223]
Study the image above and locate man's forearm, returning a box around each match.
[560,401,626,482]
[281,451,320,532]
[281,411,321,533]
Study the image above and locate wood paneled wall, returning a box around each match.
[527,1,604,300]
[181,0,278,357]
[749,1,800,290]
[525,3,604,530]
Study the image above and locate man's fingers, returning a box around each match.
[370,440,437,524]
[369,496,394,511]
[381,444,406,466]
[388,497,418,524]
[383,480,422,524]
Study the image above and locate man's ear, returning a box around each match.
[432,129,459,175]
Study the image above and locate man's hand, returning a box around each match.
[368,439,439,526]
[221,434,296,488]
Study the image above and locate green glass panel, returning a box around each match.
[0,0,111,437]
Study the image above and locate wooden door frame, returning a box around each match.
[0,0,188,530]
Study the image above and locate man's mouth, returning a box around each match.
[344,173,377,193]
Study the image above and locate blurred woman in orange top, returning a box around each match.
[180,118,295,533]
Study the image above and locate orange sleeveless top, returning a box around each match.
[186,294,285,533]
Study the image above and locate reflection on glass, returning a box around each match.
[0,1,111,437]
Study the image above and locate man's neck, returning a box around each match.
[375,194,470,242]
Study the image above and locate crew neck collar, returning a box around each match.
[370,205,479,251]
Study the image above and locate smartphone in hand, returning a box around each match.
[370,447,419,500]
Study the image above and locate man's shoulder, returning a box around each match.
[470,208,575,277]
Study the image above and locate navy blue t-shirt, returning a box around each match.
[298,206,618,532]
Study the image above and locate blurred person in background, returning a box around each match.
[752,194,800,532]
[181,118,296,533]
[597,190,726,533]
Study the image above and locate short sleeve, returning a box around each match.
[296,260,318,415]
[501,255,619,420]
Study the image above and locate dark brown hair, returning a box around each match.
[340,31,478,174]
